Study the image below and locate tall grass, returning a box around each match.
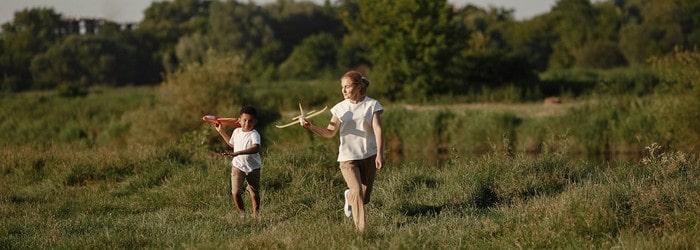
[2,137,698,248]
[0,86,154,147]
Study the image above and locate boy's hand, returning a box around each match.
[221,151,236,157]
[215,122,222,132]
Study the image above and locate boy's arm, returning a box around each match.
[224,144,260,157]
[215,123,234,148]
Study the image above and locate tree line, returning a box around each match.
[1,0,698,100]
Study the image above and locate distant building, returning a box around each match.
[60,17,137,35]
[120,22,138,31]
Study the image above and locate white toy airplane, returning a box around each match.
[275,103,328,128]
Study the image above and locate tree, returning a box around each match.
[278,33,340,80]
[136,0,211,73]
[180,0,345,80]
[549,0,597,69]
[206,1,273,58]
[30,36,136,90]
[619,0,685,65]
[573,1,627,69]
[336,33,371,71]
[676,0,700,48]
[265,0,345,56]
[342,0,455,101]
[0,8,63,91]
[245,41,286,81]
[504,14,557,72]
[175,32,210,66]
[448,5,539,93]
[576,41,627,69]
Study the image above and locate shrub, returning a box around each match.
[125,54,249,145]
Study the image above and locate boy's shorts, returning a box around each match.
[231,168,261,196]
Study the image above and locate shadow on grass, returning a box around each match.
[398,203,444,217]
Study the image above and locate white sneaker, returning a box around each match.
[343,189,352,217]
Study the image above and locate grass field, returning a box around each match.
[2,142,698,248]
[1,86,698,248]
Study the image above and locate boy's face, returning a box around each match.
[238,113,257,132]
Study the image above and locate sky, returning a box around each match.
[1,0,562,25]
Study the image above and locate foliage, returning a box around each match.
[264,0,345,55]
[137,0,211,73]
[342,0,455,101]
[650,47,700,91]
[30,36,137,90]
[4,0,700,101]
[206,1,273,59]
[245,41,286,82]
[619,0,699,65]
[278,33,340,80]
[649,48,700,151]
[336,33,371,71]
[125,53,249,146]
[0,8,63,91]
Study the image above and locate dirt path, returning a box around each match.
[400,100,584,118]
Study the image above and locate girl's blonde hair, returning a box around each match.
[342,71,370,95]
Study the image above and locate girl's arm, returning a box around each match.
[372,112,384,169]
[303,115,340,139]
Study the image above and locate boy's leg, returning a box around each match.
[231,168,246,216]
[246,169,261,218]
[340,161,365,231]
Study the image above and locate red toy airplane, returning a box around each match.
[202,115,241,127]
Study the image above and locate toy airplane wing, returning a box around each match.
[202,115,240,127]
[275,104,328,128]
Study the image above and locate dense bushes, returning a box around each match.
[30,36,138,91]
[125,54,249,146]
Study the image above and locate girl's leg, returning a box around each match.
[340,160,365,231]
[231,168,246,216]
[246,169,261,218]
[358,155,377,204]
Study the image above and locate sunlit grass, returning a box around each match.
[1,83,699,248]
[2,140,698,248]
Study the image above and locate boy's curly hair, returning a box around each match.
[240,105,258,119]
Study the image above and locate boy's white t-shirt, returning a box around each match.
[331,96,383,162]
[229,128,262,173]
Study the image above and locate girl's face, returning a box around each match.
[341,77,361,101]
[238,113,257,132]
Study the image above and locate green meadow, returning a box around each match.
[1,79,698,248]
[3,1,700,248]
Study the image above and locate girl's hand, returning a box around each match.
[301,119,312,129]
[215,123,222,132]
[375,154,384,170]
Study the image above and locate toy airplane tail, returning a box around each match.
[202,115,240,127]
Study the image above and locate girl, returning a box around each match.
[302,71,384,231]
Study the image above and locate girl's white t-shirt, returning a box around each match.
[229,128,262,173]
[331,96,383,162]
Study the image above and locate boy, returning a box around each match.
[215,106,262,218]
